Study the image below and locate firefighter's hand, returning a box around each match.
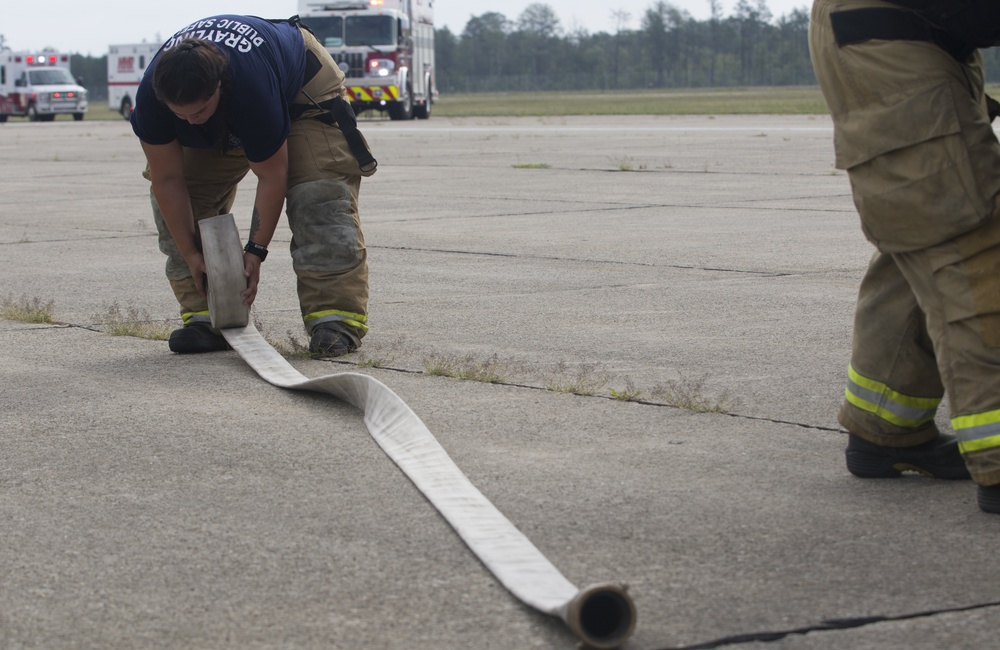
[186,252,208,297]
[241,253,262,306]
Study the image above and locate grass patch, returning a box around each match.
[650,373,738,413]
[424,352,509,383]
[512,162,551,169]
[37,86,840,124]
[423,86,831,118]
[253,314,315,359]
[544,362,610,396]
[1,294,55,323]
[608,379,643,402]
[93,302,172,340]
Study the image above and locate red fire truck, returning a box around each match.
[298,0,436,120]
[107,43,159,119]
[0,48,88,122]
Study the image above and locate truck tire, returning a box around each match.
[387,85,414,121]
[413,80,432,120]
[73,113,84,121]
[0,114,8,123]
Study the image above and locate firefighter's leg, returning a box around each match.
[894,216,1000,489]
[285,117,369,352]
[835,252,971,480]
[145,147,250,325]
[839,251,945,448]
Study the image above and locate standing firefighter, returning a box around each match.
[131,15,377,356]
[810,1,1000,512]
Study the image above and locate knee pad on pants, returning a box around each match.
[287,179,363,274]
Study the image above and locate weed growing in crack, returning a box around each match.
[609,379,643,402]
[92,302,171,340]
[650,373,739,413]
[544,361,610,396]
[1,294,55,323]
[424,352,508,383]
[253,313,314,359]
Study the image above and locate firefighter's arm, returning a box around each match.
[140,139,209,296]
[241,140,289,305]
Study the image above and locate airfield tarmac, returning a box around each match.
[2,114,997,649]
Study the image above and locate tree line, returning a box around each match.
[58,1,1000,103]
[435,1,815,93]
[435,0,1000,93]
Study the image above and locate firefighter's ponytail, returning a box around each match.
[152,39,229,106]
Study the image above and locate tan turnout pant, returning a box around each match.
[146,26,374,341]
[811,0,1000,485]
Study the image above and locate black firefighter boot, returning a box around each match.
[845,434,971,480]
[168,322,230,354]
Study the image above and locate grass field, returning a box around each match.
[428,86,831,117]
[3,87,832,123]
[12,84,1000,122]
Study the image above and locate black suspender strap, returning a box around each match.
[830,7,977,63]
[291,92,378,174]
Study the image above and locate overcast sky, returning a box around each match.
[5,1,810,55]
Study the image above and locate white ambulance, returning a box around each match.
[107,43,159,119]
[0,49,88,122]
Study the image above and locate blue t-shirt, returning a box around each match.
[131,15,306,162]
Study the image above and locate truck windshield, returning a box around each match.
[28,68,75,85]
[304,16,344,47]
[345,16,395,47]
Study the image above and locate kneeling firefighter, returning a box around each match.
[810,0,1000,512]
[131,14,377,356]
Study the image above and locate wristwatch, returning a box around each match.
[244,241,268,261]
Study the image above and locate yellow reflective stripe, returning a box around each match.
[844,365,939,428]
[304,309,369,333]
[954,409,1000,453]
[847,365,940,409]
[959,434,1000,454]
[182,310,211,325]
[385,85,400,100]
[349,87,373,101]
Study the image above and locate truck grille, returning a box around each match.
[332,52,366,79]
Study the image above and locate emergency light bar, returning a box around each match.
[17,54,67,65]
[312,0,384,10]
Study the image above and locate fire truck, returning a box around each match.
[297,0,435,120]
[107,43,159,119]
[0,49,88,122]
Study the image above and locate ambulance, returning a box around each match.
[0,49,88,122]
[298,0,436,120]
[107,43,159,119]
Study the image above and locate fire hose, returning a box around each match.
[198,214,637,649]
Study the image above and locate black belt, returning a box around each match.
[830,7,976,63]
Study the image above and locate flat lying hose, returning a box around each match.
[199,214,637,649]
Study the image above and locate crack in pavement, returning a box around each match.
[655,600,1000,649]
[373,244,792,276]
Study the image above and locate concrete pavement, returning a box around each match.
[1,115,997,650]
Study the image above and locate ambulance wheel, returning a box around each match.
[73,113,84,121]
[0,115,7,123]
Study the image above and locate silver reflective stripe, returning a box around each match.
[846,376,937,424]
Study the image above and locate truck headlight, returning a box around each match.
[367,58,395,77]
